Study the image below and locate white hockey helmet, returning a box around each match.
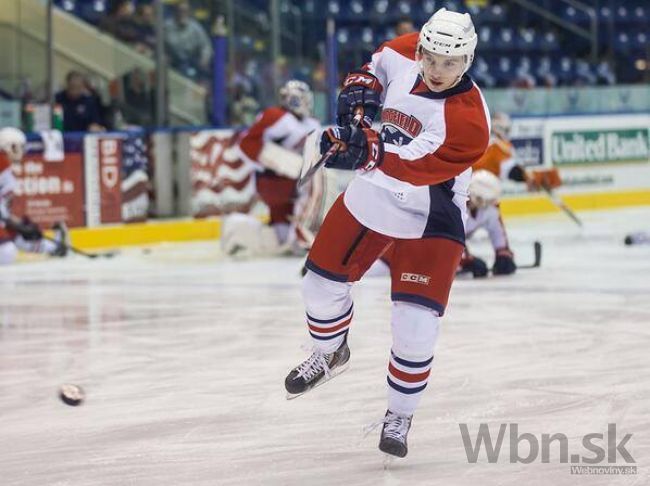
[0,126,27,164]
[469,170,501,208]
[491,112,512,139]
[279,80,313,118]
[419,7,477,73]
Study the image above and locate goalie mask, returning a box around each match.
[280,80,313,118]
[491,112,512,140]
[0,127,27,165]
[469,170,501,208]
[417,8,477,84]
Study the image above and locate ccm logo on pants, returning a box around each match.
[400,273,430,285]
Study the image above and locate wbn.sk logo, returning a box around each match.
[459,423,636,475]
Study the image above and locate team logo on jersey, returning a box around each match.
[381,109,423,138]
[381,125,413,147]
[400,272,431,285]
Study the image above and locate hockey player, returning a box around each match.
[233,80,321,255]
[472,112,534,188]
[459,170,515,277]
[284,8,489,458]
[0,127,68,265]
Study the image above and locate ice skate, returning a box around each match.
[378,410,412,458]
[284,338,350,399]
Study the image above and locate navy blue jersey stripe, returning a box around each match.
[422,183,465,243]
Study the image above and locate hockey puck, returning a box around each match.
[59,384,85,406]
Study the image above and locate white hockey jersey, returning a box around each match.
[343,33,490,241]
[465,204,509,251]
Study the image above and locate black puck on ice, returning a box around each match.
[59,384,85,406]
[624,235,633,245]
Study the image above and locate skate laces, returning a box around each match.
[295,347,331,381]
[362,411,411,441]
[382,411,411,442]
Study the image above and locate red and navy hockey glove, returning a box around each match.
[492,248,516,275]
[336,71,382,128]
[320,126,383,172]
[460,255,488,278]
[5,216,43,241]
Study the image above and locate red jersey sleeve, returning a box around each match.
[239,106,287,161]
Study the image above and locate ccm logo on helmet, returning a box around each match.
[400,273,431,285]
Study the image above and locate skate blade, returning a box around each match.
[285,362,350,400]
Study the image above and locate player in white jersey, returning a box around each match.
[459,170,515,277]
[227,80,321,256]
[284,8,490,458]
[0,127,68,264]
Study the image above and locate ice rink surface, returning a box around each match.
[1,207,649,486]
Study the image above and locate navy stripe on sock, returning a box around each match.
[307,303,353,324]
[391,351,433,368]
[387,376,428,395]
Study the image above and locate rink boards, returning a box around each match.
[46,113,650,250]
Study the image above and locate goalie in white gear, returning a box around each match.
[227,80,322,256]
[0,127,69,264]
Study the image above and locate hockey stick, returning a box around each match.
[542,186,583,227]
[41,234,119,259]
[2,216,118,259]
[518,241,542,269]
[297,144,338,189]
[296,112,363,189]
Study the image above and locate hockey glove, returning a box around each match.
[5,217,43,241]
[336,71,382,128]
[492,248,516,275]
[320,126,384,172]
[460,255,488,278]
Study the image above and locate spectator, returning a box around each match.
[394,16,416,37]
[55,71,105,132]
[99,0,143,48]
[230,84,259,126]
[165,0,213,79]
[134,2,156,52]
[119,68,155,127]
